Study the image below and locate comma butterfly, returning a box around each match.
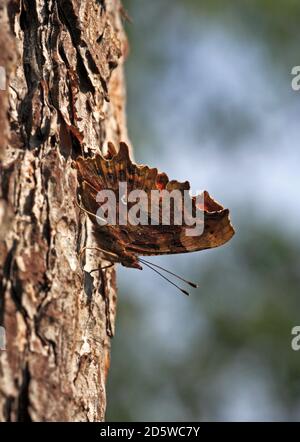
[75,142,235,295]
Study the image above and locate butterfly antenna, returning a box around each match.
[140,260,189,296]
[139,258,198,288]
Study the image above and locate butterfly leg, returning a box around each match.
[74,197,107,224]
[79,249,115,337]
[78,246,119,272]
[89,263,114,274]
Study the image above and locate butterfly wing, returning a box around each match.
[123,208,234,256]
[75,142,235,257]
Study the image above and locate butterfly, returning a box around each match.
[75,142,235,295]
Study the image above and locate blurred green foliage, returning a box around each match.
[106,1,300,421]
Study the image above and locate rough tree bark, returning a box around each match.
[0,0,128,421]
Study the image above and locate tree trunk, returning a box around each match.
[0,0,128,422]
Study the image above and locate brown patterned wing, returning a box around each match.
[123,209,234,256]
[75,142,235,257]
